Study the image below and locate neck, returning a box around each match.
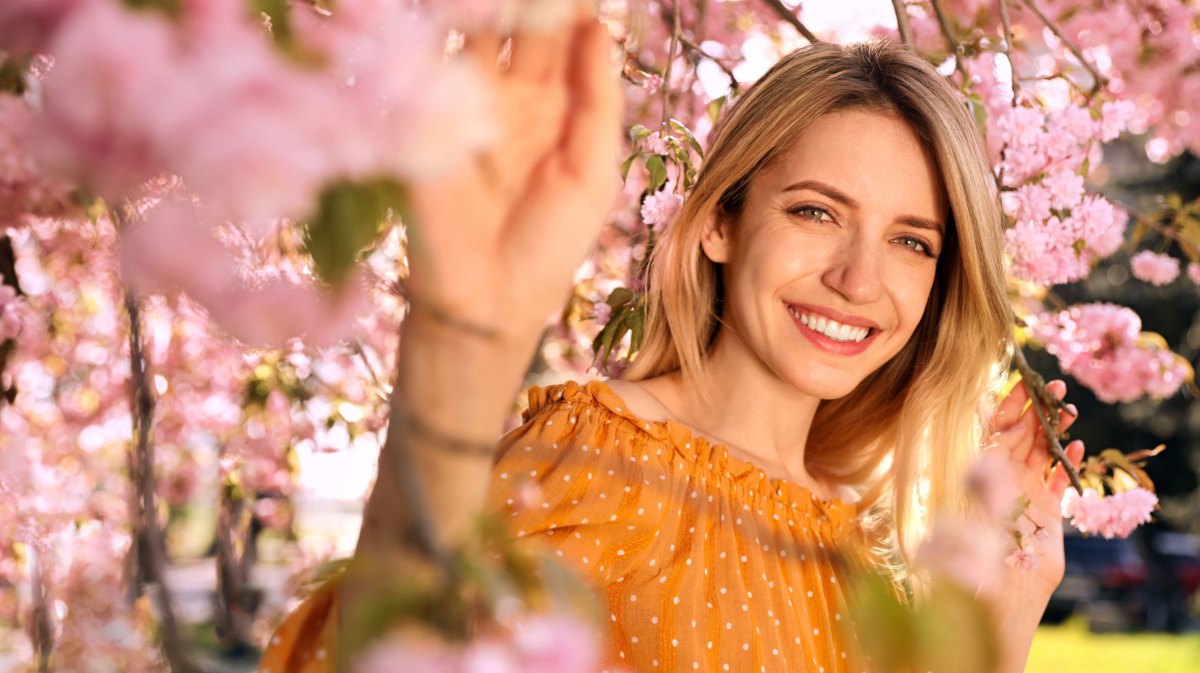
[670,326,823,486]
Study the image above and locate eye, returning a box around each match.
[896,235,937,258]
[788,205,834,223]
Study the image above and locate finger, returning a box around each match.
[1049,440,1085,498]
[991,377,1032,432]
[1059,402,1079,433]
[510,26,573,82]
[1003,411,1037,464]
[560,19,622,179]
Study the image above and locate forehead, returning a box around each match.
[757,110,947,222]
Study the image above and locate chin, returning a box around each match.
[787,372,864,401]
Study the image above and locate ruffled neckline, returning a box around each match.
[526,379,860,526]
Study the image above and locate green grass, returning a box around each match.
[1028,618,1200,673]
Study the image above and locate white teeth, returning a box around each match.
[787,306,870,343]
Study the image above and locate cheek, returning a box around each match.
[892,265,938,330]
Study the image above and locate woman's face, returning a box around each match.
[701,109,947,400]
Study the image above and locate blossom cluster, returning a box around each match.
[1,0,493,347]
[1028,303,1190,403]
[355,614,603,673]
[996,102,1133,285]
[1130,250,1181,286]
[1061,487,1159,540]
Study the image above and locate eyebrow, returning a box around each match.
[781,179,945,235]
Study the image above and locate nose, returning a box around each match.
[821,233,884,305]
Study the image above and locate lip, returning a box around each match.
[785,302,881,330]
[785,302,880,355]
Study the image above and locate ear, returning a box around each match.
[699,213,733,264]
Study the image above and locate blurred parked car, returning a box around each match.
[1043,528,1145,627]
[1044,525,1200,632]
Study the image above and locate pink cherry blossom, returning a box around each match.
[1042,170,1085,210]
[1061,487,1158,539]
[967,452,1020,520]
[1130,250,1180,286]
[1188,262,1200,285]
[0,0,87,56]
[1030,303,1186,403]
[915,517,1006,597]
[1004,545,1040,571]
[640,188,682,232]
[642,131,671,156]
[0,95,77,227]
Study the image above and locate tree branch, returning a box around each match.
[760,0,820,44]
[124,286,205,673]
[1011,344,1085,495]
[930,0,970,83]
[679,34,740,94]
[1019,0,1108,95]
[890,0,913,47]
[998,0,1022,105]
[661,0,682,128]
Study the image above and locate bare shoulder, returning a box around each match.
[601,378,678,424]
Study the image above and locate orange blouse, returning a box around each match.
[261,379,874,673]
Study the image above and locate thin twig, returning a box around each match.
[1135,212,1200,260]
[930,0,970,83]
[760,0,820,44]
[890,0,913,47]
[124,284,204,673]
[678,34,740,94]
[1019,0,1108,95]
[1011,344,1085,495]
[660,0,682,128]
[998,0,1022,105]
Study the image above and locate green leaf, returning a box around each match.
[1179,217,1200,256]
[706,96,727,124]
[303,178,407,287]
[606,287,634,308]
[255,0,294,46]
[645,155,668,193]
[620,153,639,181]
[668,118,704,157]
[122,0,182,16]
[628,124,652,147]
[629,307,645,355]
[0,57,29,95]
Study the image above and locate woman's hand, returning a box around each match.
[982,378,1086,672]
[405,9,623,343]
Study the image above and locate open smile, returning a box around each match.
[785,302,880,355]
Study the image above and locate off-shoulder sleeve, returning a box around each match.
[486,380,674,585]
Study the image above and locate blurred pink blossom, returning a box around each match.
[1004,545,1040,571]
[915,517,1006,597]
[1030,303,1187,403]
[967,452,1020,520]
[1061,487,1158,539]
[0,0,87,56]
[1130,250,1180,286]
[0,95,77,226]
[1188,262,1200,285]
[354,612,600,673]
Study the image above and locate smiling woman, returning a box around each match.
[262,18,1083,673]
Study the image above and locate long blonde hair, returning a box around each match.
[623,40,1013,573]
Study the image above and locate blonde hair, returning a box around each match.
[623,40,1013,575]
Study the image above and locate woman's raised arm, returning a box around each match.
[342,3,623,636]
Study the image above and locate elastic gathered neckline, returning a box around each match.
[526,379,860,529]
